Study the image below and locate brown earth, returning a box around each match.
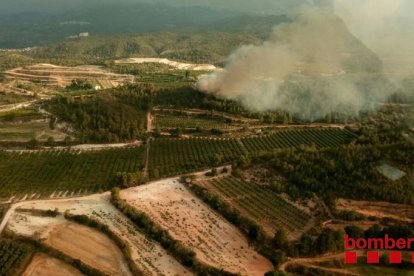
[5,64,134,89]
[336,198,414,222]
[23,253,82,276]
[45,222,131,276]
[4,194,191,276]
[120,180,274,275]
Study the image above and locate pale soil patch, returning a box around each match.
[336,198,414,222]
[45,222,131,276]
[115,58,218,71]
[7,213,131,275]
[5,64,134,89]
[120,180,273,275]
[376,164,406,181]
[7,194,191,276]
[324,220,379,231]
[23,253,82,276]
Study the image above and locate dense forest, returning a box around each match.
[251,143,414,204]
[44,84,222,142]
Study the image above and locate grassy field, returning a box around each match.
[199,176,311,235]
[148,137,244,178]
[0,146,145,201]
[241,128,356,153]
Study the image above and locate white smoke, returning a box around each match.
[196,2,414,120]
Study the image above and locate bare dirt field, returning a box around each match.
[336,198,414,222]
[5,194,191,276]
[7,212,131,275]
[115,58,218,71]
[120,180,273,275]
[23,253,82,276]
[5,64,134,89]
[46,222,131,276]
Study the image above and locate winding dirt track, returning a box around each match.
[279,251,364,275]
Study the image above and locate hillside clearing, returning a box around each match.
[115,58,218,71]
[5,64,134,90]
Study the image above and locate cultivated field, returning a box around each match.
[23,253,82,276]
[154,114,235,131]
[0,120,67,142]
[8,213,132,275]
[198,176,312,238]
[120,180,273,275]
[4,64,135,89]
[0,239,33,275]
[46,222,131,275]
[148,137,244,178]
[0,146,145,201]
[241,128,356,153]
[5,194,191,275]
[336,198,414,222]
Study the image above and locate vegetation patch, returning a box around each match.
[0,146,144,201]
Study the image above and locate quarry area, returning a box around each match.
[4,64,135,90]
[115,57,218,71]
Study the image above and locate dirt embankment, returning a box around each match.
[336,198,414,222]
[115,58,218,71]
[120,180,273,275]
[23,253,82,276]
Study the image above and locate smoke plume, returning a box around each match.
[197,2,414,120]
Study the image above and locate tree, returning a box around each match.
[299,234,312,256]
[27,138,40,149]
[152,169,160,179]
[345,225,364,239]
[64,136,72,146]
[273,228,288,250]
[46,136,55,147]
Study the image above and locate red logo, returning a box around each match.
[344,235,412,264]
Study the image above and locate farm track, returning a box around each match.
[279,251,364,275]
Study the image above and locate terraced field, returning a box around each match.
[148,137,244,178]
[199,176,312,237]
[155,115,234,130]
[0,146,145,201]
[4,64,134,89]
[241,128,355,153]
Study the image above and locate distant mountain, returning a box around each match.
[0,3,237,48]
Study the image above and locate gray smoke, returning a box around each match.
[197,2,414,120]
